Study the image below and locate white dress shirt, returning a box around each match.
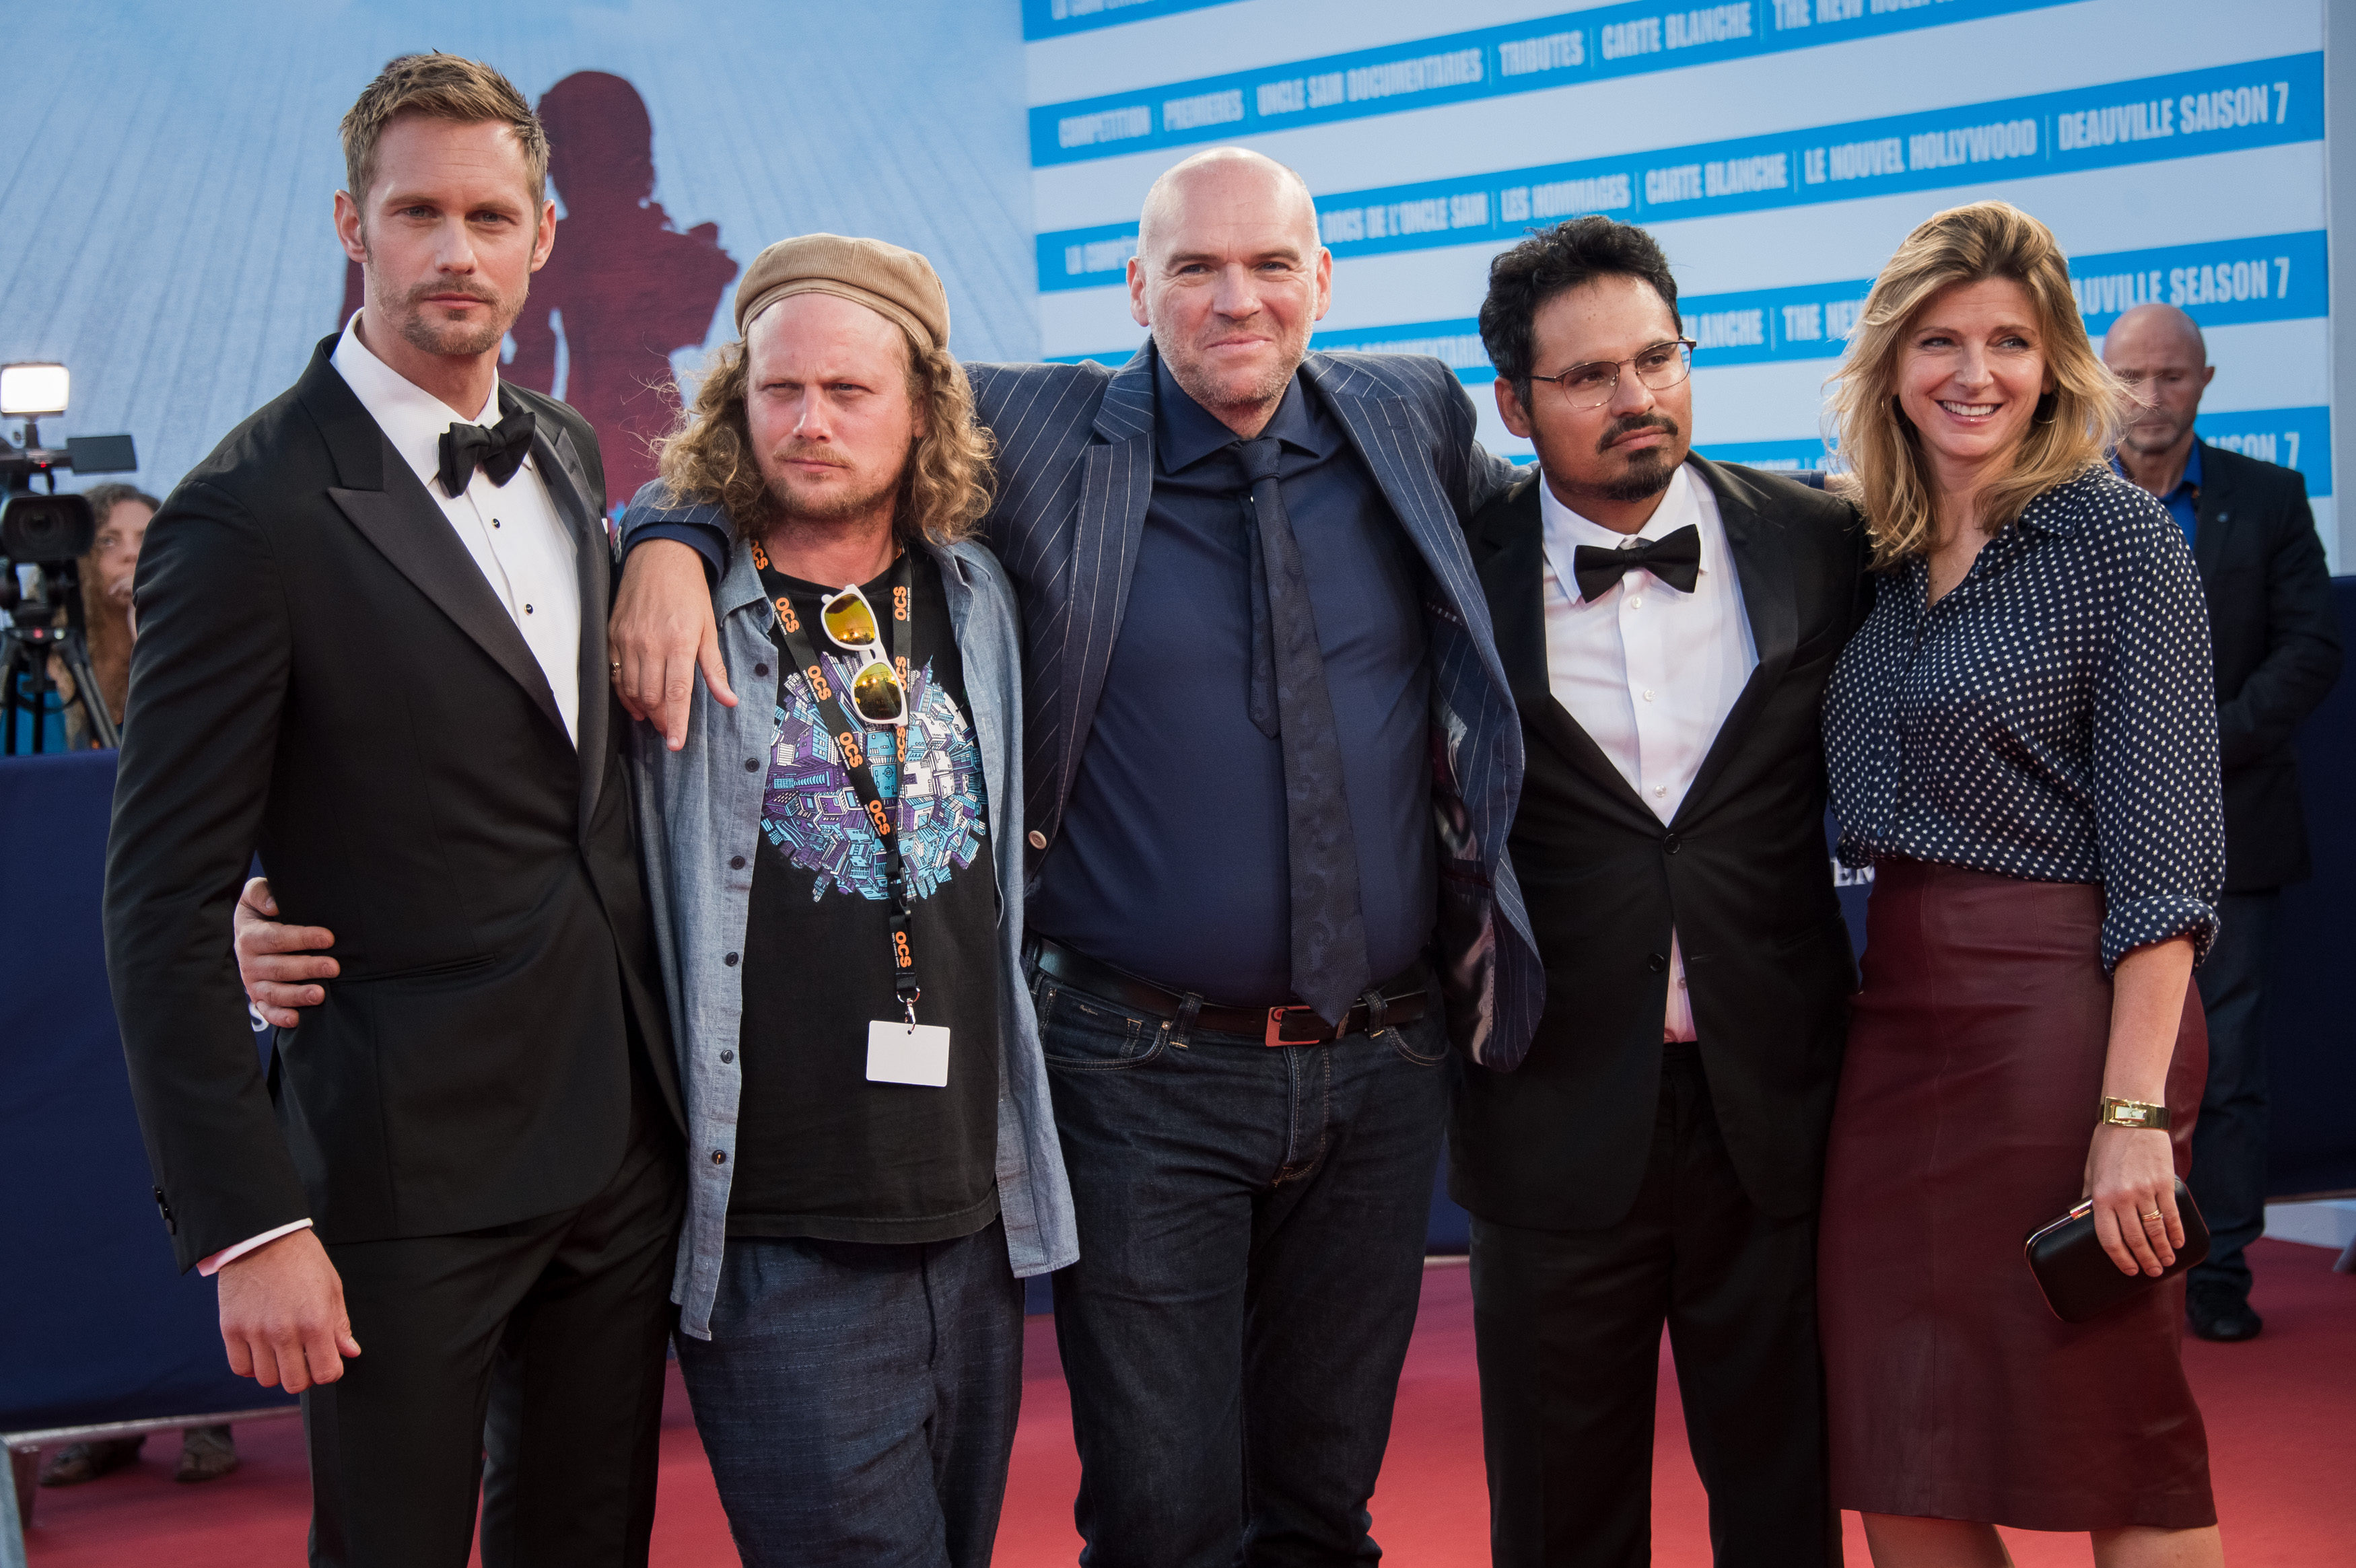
[331,314,583,744]
[197,317,586,1278]
[1537,462,1756,1042]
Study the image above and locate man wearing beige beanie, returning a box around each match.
[613,234,1076,1563]
[242,232,1074,1565]
[613,151,1535,1567]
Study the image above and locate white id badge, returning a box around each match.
[866,1020,950,1087]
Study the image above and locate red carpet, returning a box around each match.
[20,1240,2350,1565]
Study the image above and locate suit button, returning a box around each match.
[1662,832,1681,854]
[711,1150,727,1164]
[754,663,769,676]
[1647,952,1668,973]
[729,856,745,869]
[724,952,739,966]
[1027,830,1047,849]
[720,1050,734,1064]
[745,758,761,771]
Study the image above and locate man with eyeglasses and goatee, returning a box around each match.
[1449,217,1872,1567]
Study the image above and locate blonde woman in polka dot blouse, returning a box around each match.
[1816,201,2227,1568]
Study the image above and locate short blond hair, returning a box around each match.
[340,53,549,213]
[1832,201,2125,569]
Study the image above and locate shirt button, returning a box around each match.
[711,1150,727,1165]
[724,952,740,966]
[720,1050,734,1064]
[1642,688,1655,702]
[1027,830,1047,849]
[729,855,745,869]
[1652,783,1667,797]
[1628,597,1642,609]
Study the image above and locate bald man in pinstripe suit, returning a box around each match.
[613,150,1538,1567]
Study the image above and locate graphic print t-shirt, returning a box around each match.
[728,548,1001,1243]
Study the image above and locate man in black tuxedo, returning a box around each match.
[102,54,683,1567]
[2104,303,2343,1343]
[1448,218,1867,1567]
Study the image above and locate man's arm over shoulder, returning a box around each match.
[104,475,309,1272]
[2217,454,2343,767]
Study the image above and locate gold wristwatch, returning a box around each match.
[2099,1096,2170,1131]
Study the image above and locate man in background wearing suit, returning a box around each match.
[2104,302,2343,1344]
[104,55,683,1567]
[611,148,1539,1567]
[1451,218,1868,1567]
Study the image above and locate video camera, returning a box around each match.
[1,361,139,753]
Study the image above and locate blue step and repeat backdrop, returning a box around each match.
[1026,0,2337,564]
[2,0,2347,1423]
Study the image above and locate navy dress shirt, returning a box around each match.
[2112,440,2201,546]
[1026,359,1435,1006]
[1824,467,2223,970]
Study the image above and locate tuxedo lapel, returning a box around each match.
[1473,468,1656,814]
[1676,456,1798,822]
[301,345,569,745]
[520,396,612,828]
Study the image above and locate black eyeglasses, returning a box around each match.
[1529,338,1697,411]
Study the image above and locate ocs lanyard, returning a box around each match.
[759,550,922,1026]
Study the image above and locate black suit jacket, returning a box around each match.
[104,338,682,1271]
[2188,441,2343,891]
[1449,458,1871,1229]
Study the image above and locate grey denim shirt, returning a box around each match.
[623,489,1077,1339]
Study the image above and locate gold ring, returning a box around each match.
[2141,1209,2163,1221]
[609,661,622,671]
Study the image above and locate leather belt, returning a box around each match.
[1027,936,1428,1046]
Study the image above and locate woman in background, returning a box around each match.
[1818,200,2226,1567]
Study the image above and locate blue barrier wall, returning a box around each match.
[0,751,294,1430]
[8,581,2351,1406]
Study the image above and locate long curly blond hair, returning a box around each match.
[1831,201,2126,570]
[655,330,994,546]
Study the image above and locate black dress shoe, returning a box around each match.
[2187,1283,2264,1342]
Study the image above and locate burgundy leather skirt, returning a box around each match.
[1818,859,2215,1531]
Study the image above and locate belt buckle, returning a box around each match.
[1263,1004,1330,1048]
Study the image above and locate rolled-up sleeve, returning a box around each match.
[2091,521,2225,969]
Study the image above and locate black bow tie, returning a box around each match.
[437,409,536,495]
[1572,524,1701,602]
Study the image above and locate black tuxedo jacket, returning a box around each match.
[2187,441,2343,891]
[104,338,682,1271]
[1449,458,1870,1229]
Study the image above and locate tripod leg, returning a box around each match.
[55,633,120,748]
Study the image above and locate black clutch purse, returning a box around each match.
[2024,1179,2209,1324]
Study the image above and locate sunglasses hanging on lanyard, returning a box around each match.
[758,550,948,1086]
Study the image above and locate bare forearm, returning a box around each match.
[2102,936,2194,1102]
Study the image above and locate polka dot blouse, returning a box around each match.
[1824,464,2224,970]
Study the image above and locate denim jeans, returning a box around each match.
[672,1221,1025,1567]
[1034,970,1452,1568]
[2190,890,2279,1297]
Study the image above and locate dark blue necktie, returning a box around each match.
[1240,436,1371,1025]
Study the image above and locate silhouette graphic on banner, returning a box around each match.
[337,71,736,511]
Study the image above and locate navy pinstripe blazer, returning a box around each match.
[967,342,1543,1068]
